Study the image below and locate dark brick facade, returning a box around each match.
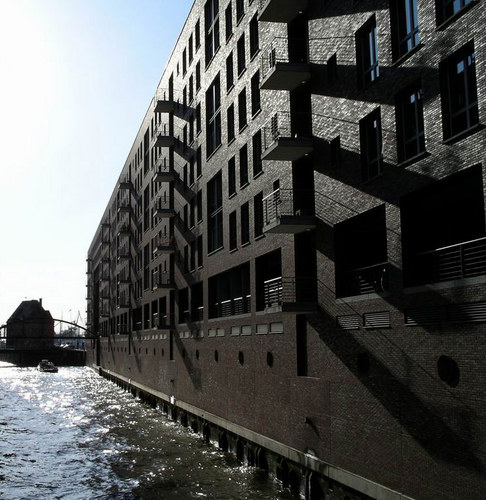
[87,1,486,498]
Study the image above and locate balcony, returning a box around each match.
[117,249,131,261]
[264,276,317,313]
[260,37,310,91]
[417,237,486,285]
[117,274,131,284]
[117,224,132,237]
[212,295,251,318]
[117,202,132,214]
[152,314,173,330]
[153,235,175,254]
[258,0,308,23]
[153,156,177,183]
[154,88,176,114]
[153,122,175,148]
[340,262,389,297]
[153,274,175,290]
[262,112,313,161]
[153,197,175,219]
[263,189,316,234]
[118,180,132,191]
[117,300,130,310]
[100,274,110,283]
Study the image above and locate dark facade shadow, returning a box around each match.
[172,322,202,390]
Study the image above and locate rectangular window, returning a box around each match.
[197,190,203,222]
[197,235,203,267]
[183,48,187,75]
[241,202,250,245]
[252,130,262,177]
[360,108,383,181]
[254,191,264,238]
[249,14,259,58]
[356,17,379,88]
[228,156,236,196]
[390,0,420,61]
[196,145,202,177]
[330,135,341,169]
[237,34,246,76]
[226,52,234,91]
[395,82,425,163]
[196,103,201,133]
[207,171,223,252]
[239,144,248,187]
[206,74,222,157]
[196,62,201,90]
[205,0,220,66]
[225,2,233,41]
[195,19,201,49]
[189,35,194,63]
[440,42,478,140]
[189,75,194,103]
[190,241,196,271]
[227,104,235,143]
[236,0,244,23]
[437,0,472,25]
[251,71,261,116]
[229,210,237,250]
[327,53,337,83]
[238,88,247,131]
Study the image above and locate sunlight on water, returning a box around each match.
[0,367,294,499]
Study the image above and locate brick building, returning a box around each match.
[86,1,486,498]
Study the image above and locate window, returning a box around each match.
[440,43,479,140]
[195,19,201,49]
[189,75,194,104]
[238,88,247,131]
[196,145,202,177]
[252,130,262,177]
[228,156,236,196]
[241,202,250,245]
[196,62,201,91]
[254,191,264,238]
[249,14,259,58]
[189,35,194,63]
[197,190,203,222]
[327,53,337,83]
[356,17,379,88]
[395,82,425,163]
[183,48,187,75]
[226,52,234,91]
[227,104,235,143]
[196,103,201,133]
[437,0,473,25]
[229,210,237,250]
[360,108,383,181]
[197,235,203,267]
[390,0,420,61]
[236,0,244,22]
[225,2,233,41]
[207,171,223,252]
[251,71,261,116]
[239,144,248,187]
[205,0,220,66]
[206,74,222,157]
[237,34,246,75]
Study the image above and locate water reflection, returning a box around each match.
[0,365,294,499]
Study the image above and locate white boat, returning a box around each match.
[37,359,58,373]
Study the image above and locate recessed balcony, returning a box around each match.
[153,123,175,148]
[262,112,313,161]
[258,0,308,23]
[153,157,177,183]
[153,197,175,219]
[260,38,311,91]
[117,275,131,284]
[152,274,175,290]
[264,276,317,313]
[117,250,132,261]
[340,262,389,297]
[117,203,132,214]
[117,225,132,237]
[118,180,132,190]
[154,88,176,114]
[262,188,316,234]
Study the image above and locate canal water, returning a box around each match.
[0,363,295,499]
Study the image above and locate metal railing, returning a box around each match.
[212,295,251,318]
[419,236,486,283]
[262,188,315,226]
[264,277,317,307]
[153,235,173,250]
[262,111,312,151]
[153,273,173,288]
[343,262,389,296]
[261,36,309,80]
[154,195,173,211]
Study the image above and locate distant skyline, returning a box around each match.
[0,0,194,326]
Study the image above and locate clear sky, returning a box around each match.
[0,0,194,327]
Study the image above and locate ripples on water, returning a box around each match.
[0,362,295,499]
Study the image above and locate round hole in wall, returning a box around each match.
[266,352,274,367]
[214,350,219,362]
[238,351,244,365]
[357,352,370,375]
[437,355,460,387]
[196,349,200,360]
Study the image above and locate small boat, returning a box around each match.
[37,360,58,373]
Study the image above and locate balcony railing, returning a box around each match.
[262,188,316,233]
[152,122,175,148]
[153,235,175,253]
[261,37,310,90]
[153,196,175,218]
[154,88,177,113]
[264,276,317,311]
[153,273,174,290]
[258,0,308,23]
[152,156,177,182]
[341,262,389,297]
[418,237,486,284]
[262,111,313,161]
[117,224,132,237]
[212,295,251,318]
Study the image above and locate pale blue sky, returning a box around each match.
[0,0,193,326]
